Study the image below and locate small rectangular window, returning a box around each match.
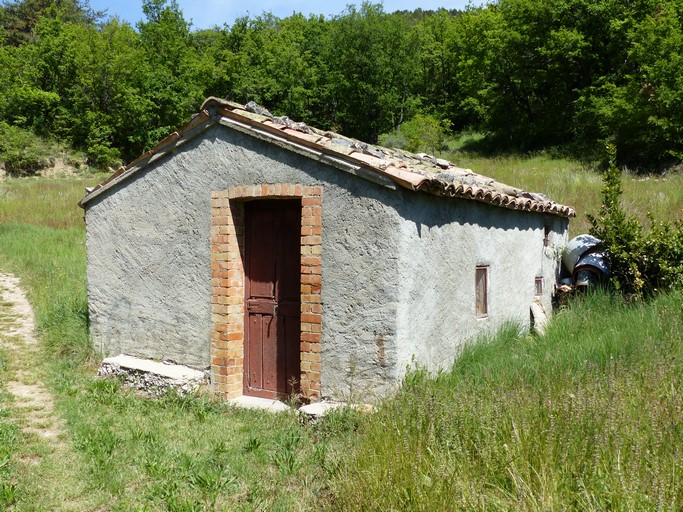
[544,225,551,246]
[475,266,488,318]
[535,276,544,296]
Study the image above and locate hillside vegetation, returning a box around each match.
[2,0,683,171]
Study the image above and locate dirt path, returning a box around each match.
[0,272,64,442]
[0,272,102,510]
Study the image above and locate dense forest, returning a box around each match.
[1,0,683,169]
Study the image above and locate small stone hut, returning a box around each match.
[79,97,575,402]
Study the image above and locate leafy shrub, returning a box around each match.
[0,122,54,175]
[84,113,122,169]
[588,144,683,297]
[6,85,60,132]
[401,113,451,154]
[379,113,451,154]
[86,142,121,169]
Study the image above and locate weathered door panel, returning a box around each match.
[244,200,301,399]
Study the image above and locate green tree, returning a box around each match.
[326,2,420,142]
[448,0,665,158]
[455,0,596,149]
[8,9,80,134]
[66,19,154,165]
[575,1,683,167]
[227,13,331,124]
[414,10,466,127]
[136,0,208,146]
[0,0,103,46]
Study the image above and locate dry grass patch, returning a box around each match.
[447,151,683,235]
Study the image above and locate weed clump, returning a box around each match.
[588,144,683,298]
[0,123,58,176]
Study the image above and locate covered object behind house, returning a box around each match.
[79,97,575,402]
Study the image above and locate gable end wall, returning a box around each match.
[84,125,404,399]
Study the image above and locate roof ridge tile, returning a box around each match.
[81,97,576,218]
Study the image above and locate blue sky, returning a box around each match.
[88,1,476,30]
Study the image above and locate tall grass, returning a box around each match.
[0,176,355,510]
[0,177,93,361]
[442,142,683,235]
[1,168,682,510]
[0,367,19,508]
[0,177,95,508]
[0,176,94,228]
[328,290,683,510]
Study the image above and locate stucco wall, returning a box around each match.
[85,122,568,400]
[392,194,567,379]
[320,176,404,399]
[85,124,404,397]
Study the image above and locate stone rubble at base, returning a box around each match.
[97,354,209,396]
[96,356,360,420]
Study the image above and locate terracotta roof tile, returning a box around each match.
[281,128,325,145]
[347,151,388,169]
[80,97,575,218]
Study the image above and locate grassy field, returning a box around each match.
[0,177,360,510]
[331,290,683,510]
[0,156,681,510]
[446,152,683,235]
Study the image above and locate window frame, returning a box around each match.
[475,265,489,318]
[544,224,552,247]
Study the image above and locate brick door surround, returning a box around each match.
[210,184,322,401]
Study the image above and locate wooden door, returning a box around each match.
[244,199,301,399]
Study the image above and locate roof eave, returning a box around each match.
[79,110,215,208]
[79,97,576,219]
